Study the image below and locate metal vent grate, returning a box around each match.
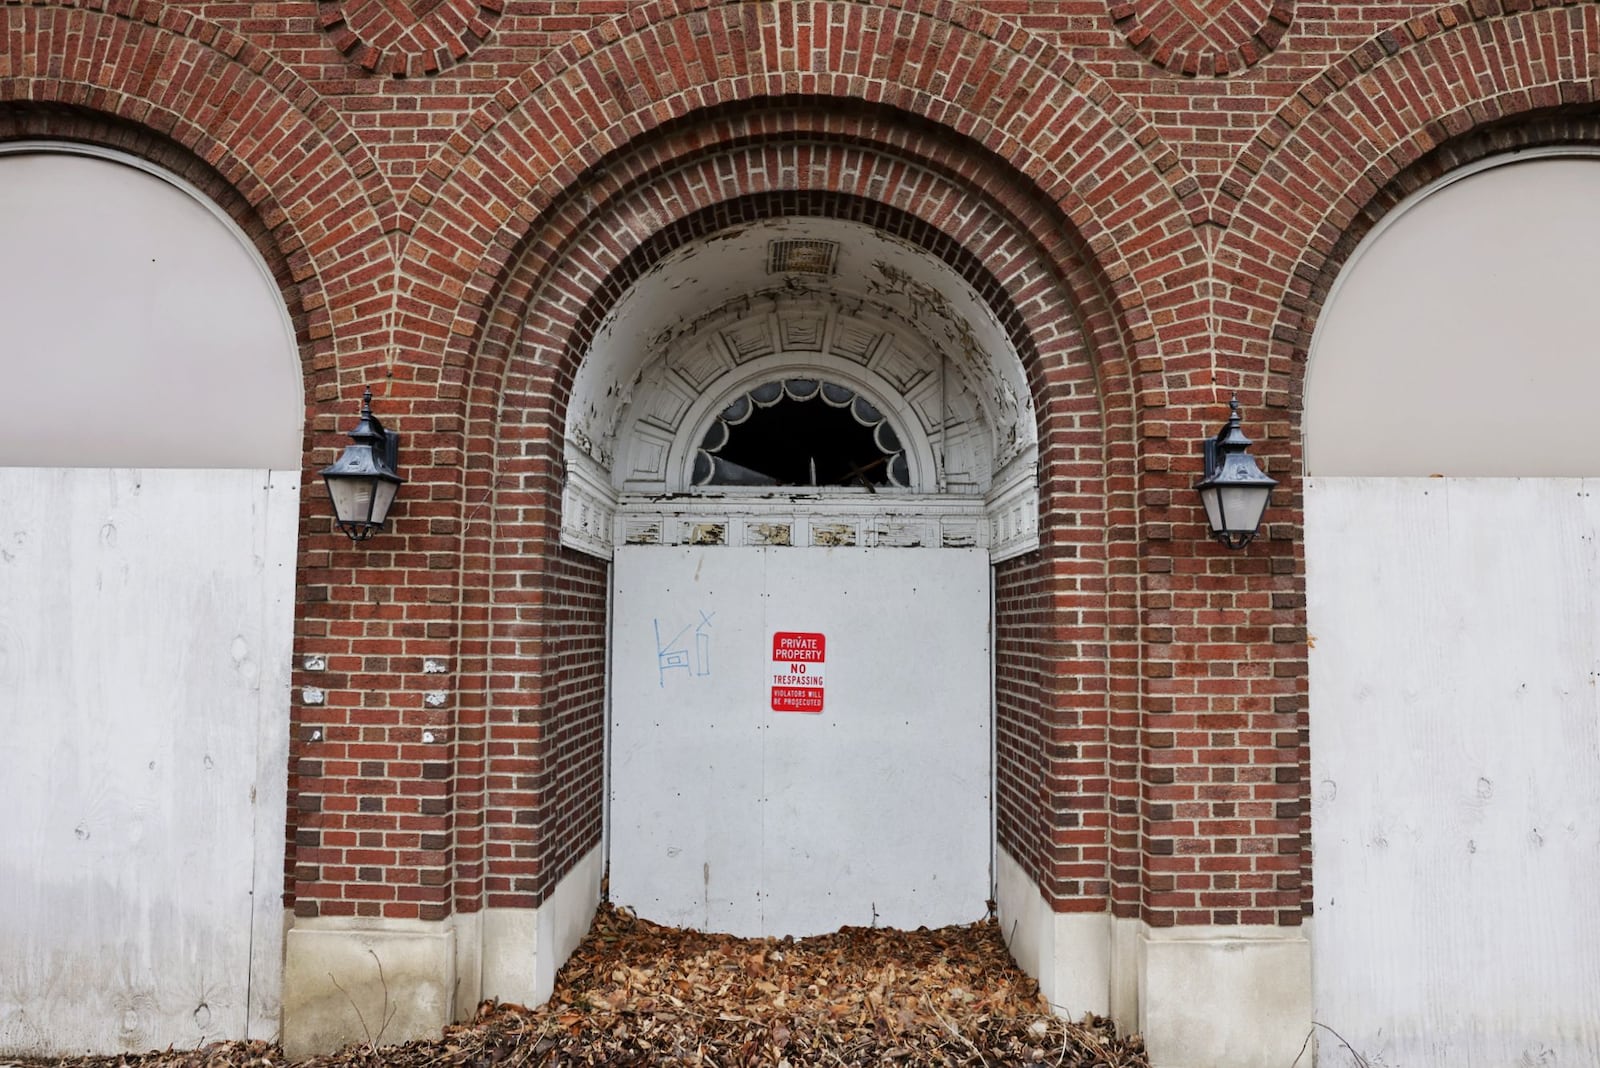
[767,239,840,276]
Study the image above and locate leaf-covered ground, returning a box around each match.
[7,904,1148,1068]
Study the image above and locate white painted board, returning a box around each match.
[0,468,298,1055]
[1308,477,1600,1066]
[610,546,991,937]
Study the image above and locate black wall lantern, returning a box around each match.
[321,388,403,541]
[1195,394,1276,549]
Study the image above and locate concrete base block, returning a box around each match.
[481,907,538,1008]
[1138,925,1312,1068]
[993,852,1311,1068]
[281,921,456,1059]
[279,848,604,1055]
[452,910,483,1018]
[481,844,604,1008]
[1109,915,1140,1025]
[536,844,604,1003]
[994,848,1110,1018]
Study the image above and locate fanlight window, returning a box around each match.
[692,379,911,489]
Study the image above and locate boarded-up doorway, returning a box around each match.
[609,546,991,937]
[0,145,301,1055]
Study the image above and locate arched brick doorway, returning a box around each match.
[461,118,1126,1015]
[0,143,302,1054]
[1306,150,1600,1064]
[563,217,1040,935]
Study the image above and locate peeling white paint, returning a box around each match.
[562,218,1040,560]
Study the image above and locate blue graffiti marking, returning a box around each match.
[655,611,714,687]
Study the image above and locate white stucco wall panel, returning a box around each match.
[0,147,301,469]
[0,467,298,1055]
[1308,477,1600,1065]
[1307,153,1600,477]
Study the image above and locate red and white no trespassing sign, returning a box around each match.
[771,631,825,713]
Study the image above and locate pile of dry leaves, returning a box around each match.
[12,904,1147,1068]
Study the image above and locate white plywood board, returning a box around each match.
[1308,477,1600,1065]
[610,546,991,937]
[0,467,298,1055]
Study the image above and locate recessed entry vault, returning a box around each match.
[563,217,1037,936]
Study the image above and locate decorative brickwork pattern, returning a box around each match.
[1109,0,1293,76]
[318,0,503,77]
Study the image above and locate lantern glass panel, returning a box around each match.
[1198,485,1222,533]
[1218,483,1271,536]
[370,479,400,526]
[326,474,374,526]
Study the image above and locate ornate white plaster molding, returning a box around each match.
[558,452,617,559]
[987,445,1041,562]
[613,492,989,551]
[559,221,1042,562]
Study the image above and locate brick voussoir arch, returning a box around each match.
[401,0,1193,382]
[455,114,1143,910]
[1213,0,1600,386]
[447,103,1152,510]
[3,1,398,390]
[461,110,1142,515]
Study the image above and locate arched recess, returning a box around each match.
[455,103,1137,1019]
[0,145,303,1054]
[591,218,1028,938]
[1304,150,1600,1065]
[398,0,1193,965]
[564,216,1039,558]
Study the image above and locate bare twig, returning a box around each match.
[326,973,373,1052]
[922,994,993,1068]
[1293,1021,1375,1068]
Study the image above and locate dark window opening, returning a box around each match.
[693,379,910,489]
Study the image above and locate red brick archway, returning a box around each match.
[448,109,1145,936]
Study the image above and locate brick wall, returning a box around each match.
[6,0,1596,930]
